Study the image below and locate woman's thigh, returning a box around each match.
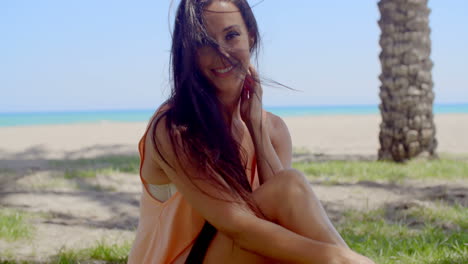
[203,231,275,264]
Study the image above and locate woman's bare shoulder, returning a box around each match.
[265,111,290,139]
[141,105,173,184]
[265,110,292,168]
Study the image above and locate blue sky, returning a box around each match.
[1,0,467,112]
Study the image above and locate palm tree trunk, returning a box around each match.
[377,0,437,162]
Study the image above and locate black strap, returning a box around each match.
[185,222,217,264]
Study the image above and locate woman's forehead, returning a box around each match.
[203,0,239,13]
[203,1,245,33]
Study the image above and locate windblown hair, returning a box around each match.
[152,0,263,215]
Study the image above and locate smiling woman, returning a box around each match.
[127,1,374,263]
[196,6,252,99]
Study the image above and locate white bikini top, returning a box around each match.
[147,183,178,202]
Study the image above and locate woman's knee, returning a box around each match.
[254,169,309,201]
[252,168,311,220]
[275,168,309,186]
[274,168,311,202]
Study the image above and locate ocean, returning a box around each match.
[1,104,468,127]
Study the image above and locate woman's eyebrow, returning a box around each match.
[223,25,241,32]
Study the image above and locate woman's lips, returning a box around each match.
[211,65,234,78]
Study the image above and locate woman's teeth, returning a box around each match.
[214,65,233,74]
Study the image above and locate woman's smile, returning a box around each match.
[211,64,235,78]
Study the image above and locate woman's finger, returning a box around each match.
[241,78,248,102]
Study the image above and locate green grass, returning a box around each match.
[52,248,80,264]
[50,155,140,182]
[62,168,118,191]
[338,208,468,264]
[49,155,140,174]
[393,202,468,230]
[0,209,34,241]
[1,238,131,264]
[63,169,97,179]
[49,155,140,189]
[88,240,132,262]
[27,174,76,190]
[293,158,468,183]
[0,261,30,264]
[50,240,131,264]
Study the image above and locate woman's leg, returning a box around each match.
[203,168,346,263]
[252,168,348,248]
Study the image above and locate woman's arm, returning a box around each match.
[247,112,292,184]
[268,112,293,169]
[241,66,292,184]
[149,116,359,264]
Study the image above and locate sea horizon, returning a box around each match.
[1,103,468,127]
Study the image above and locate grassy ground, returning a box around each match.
[0,209,34,242]
[49,155,140,175]
[0,240,131,264]
[292,157,467,264]
[1,155,467,263]
[49,241,132,264]
[293,158,468,184]
[338,207,467,264]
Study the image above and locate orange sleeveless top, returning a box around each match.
[127,109,260,264]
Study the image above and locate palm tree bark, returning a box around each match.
[377,0,437,162]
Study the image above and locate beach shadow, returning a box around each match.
[0,146,140,186]
[0,144,59,161]
[381,201,462,231]
[293,153,377,163]
[62,144,138,160]
[0,149,142,232]
[43,210,139,231]
[319,180,468,207]
[358,180,467,207]
[0,146,51,192]
[321,200,348,223]
[0,144,135,172]
[0,190,140,230]
[0,190,139,205]
[0,144,137,164]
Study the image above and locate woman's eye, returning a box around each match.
[226,31,240,41]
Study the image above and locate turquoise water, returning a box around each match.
[1,104,467,127]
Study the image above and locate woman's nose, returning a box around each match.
[218,44,231,58]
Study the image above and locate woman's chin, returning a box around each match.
[215,83,242,96]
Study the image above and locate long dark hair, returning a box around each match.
[152,0,263,215]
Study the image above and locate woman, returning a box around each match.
[128,0,375,263]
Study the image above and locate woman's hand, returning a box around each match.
[337,249,376,264]
[240,65,264,130]
[239,64,285,184]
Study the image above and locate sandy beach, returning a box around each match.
[0,113,467,161]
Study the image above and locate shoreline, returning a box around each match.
[0,113,467,161]
[2,104,468,128]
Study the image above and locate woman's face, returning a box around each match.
[197,0,252,96]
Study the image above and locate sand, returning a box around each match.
[0,113,467,161]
